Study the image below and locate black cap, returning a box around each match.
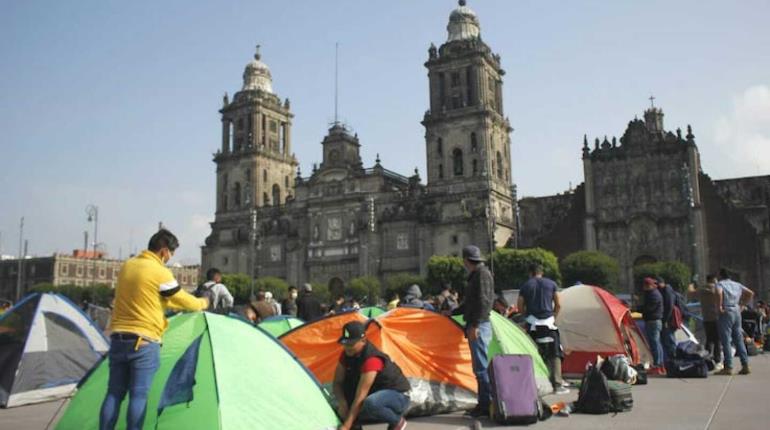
[462,245,485,262]
[338,321,366,345]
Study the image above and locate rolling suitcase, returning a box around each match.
[488,354,540,425]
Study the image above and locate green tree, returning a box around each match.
[255,276,290,301]
[347,276,381,305]
[221,273,253,304]
[561,251,620,292]
[384,274,426,301]
[491,248,561,290]
[633,261,692,293]
[426,255,466,296]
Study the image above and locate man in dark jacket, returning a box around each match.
[281,286,298,317]
[296,283,324,322]
[642,277,665,373]
[454,245,494,417]
[657,277,678,359]
[398,284,435,311]
[333,321,410,430]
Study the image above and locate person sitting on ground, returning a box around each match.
[328,295,347,316]
[195,268,234,314]
[398,284,435,311]
[492,295,515,320]
[282,286,298,316]
[250,291,275,323]
[333,321,410,430]
[297,283,324,322]
[716,268,754,375]
[438,287,459,315]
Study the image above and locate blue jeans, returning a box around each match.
[468,321,492,409]
[99,338,161,430]
[661,324,676,361]
[719,308,748,369]
[644,319,664,366]
[358,389,409,425]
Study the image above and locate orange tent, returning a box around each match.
[280,308,477,415]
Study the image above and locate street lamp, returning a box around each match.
[86,204,99,286]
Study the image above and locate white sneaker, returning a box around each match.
[714,362,724,372]
[553,387,570,395]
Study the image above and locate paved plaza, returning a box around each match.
[1,354,766,430]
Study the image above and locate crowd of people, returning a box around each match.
[39,224,760,430]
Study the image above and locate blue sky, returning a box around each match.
[1,0,769,264]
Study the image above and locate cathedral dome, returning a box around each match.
[447,0,480,42]
[242,45,273,93]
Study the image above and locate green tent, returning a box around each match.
[359,306,386,318]
[56,312,339,430]
[452,312,551,394]
[258,315,304,338]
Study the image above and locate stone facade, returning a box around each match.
[0,254,200,301]
[520,107,770,299]
[202,2,516,289]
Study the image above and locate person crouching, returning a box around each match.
[333,321,410,430]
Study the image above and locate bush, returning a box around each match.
[491,248,561,290]
[254,276,290,301]
[426,256,466,296]
[561,251,620,292]
[384,273,426,301]
[221,273,253,304]
[633,261,692,293]
[347,276,381,305]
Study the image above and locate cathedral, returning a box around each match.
[202,1,769,299]
[202,1,516,288]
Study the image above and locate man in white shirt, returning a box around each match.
[196,268,234,313]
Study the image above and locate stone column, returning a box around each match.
[583,157,597,250]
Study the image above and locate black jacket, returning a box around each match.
[642,288,663,321]
[340,343,410,406]
[458,263,494,328]
[296,292,323,322]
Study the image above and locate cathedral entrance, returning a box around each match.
[328,277,345,299]
[633,255,657,267]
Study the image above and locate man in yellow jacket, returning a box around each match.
[99,229,208,430]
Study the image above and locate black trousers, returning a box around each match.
[704,320,722,363]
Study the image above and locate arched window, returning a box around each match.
[263,169,268,183]
[272,184,281,206]
[233,182,241,207]
[472,159,478,176]
[471,133,478,152]
[437,138,443,155]
[452,149,464,176]
[438,164,444,179]
[496,151,503,178]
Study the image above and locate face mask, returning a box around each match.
[291,292,298,299]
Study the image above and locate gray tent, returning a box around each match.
[0,293,109,407]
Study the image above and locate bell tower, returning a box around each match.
[422,1,513,194]
[422,0,516,252]
[215,45,297,212]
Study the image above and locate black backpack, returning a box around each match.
[576,364,612,414]
[607,381,633,412]
[194,282,215,305]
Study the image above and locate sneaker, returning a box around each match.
[739,366,751,375]
[387,417,407,430]
[553,387,570,395]
[464,405,488,418]
[715,367,733,376]
[560,380,574,388]
[713,362,724,372]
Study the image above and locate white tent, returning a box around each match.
[0,293,109,407]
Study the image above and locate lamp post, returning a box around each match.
[86,205,99,286]
[250,208,258,299]
[15,217,24,302]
